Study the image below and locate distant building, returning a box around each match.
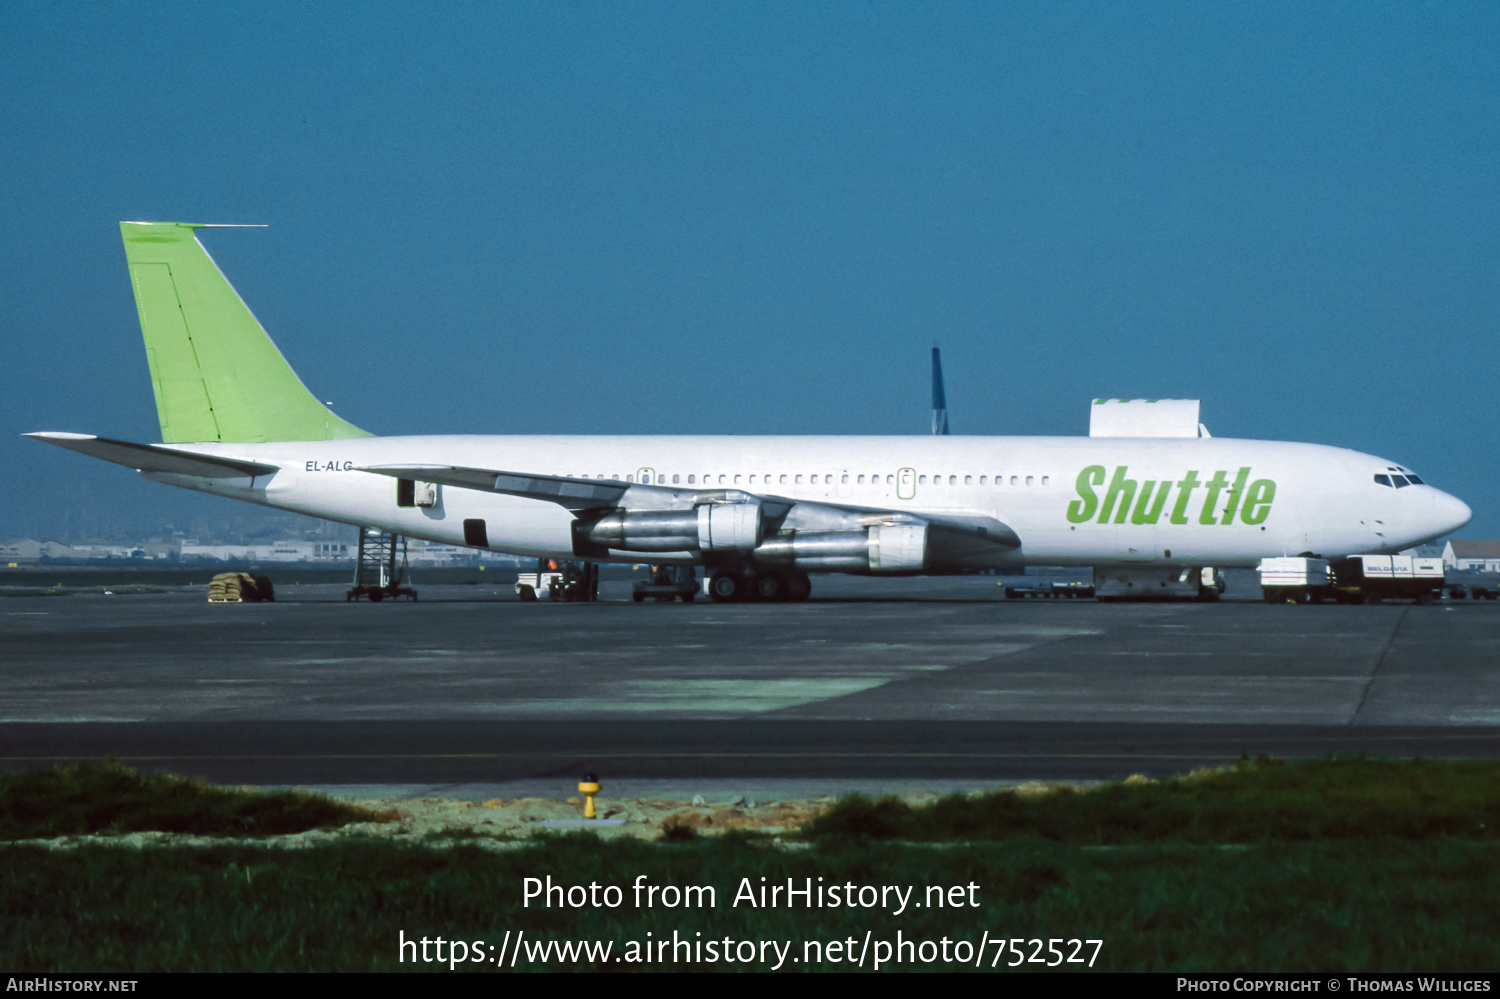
[1442,540,1500,573]
[180,541,342,563]
[1,539,89,562]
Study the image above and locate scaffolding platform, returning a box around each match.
[347,528,417,602]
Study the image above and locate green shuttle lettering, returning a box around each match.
[1067,466,1105,523]
[1130,481,1169,524]
[1170,471,1200,524]
[1221,467,1251,524]
[1199,470,1230,524]
[1067,464,1276,527]
[1242,480,1276,524]
[1098,466,1137,524]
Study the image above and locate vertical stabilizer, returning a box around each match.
[931,345,950,435]
[120,221,370,443]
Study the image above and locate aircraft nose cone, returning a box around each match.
[1432,489,1472,537]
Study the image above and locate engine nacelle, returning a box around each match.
[752,523,931,574]
[580,502,764,553]
[697,502,764,550]
[868,523,928,572]
[753,532,871,572]
[581,510,699,552]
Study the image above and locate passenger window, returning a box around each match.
[857,475,865,484]
[1026,476,1034,486]
[627,474,634,483]
[1011,476,1018,486]
[842,474,849,484]
[919,475,927,485]
[886,474,894,485]
[748,475,756,484]
[979,476,987,485]
[780,474,787,484]
[718,474,726,484]
[795,475,803,484]
[949,475,957,485]
[687,474,695,484]
[1042,476,1050,486]
[964,475,972,485]
[672,474,680,484]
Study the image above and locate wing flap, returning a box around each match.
[26,433,280,478]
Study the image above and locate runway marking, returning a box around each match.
[471,678,893,714]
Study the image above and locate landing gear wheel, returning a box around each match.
[786,572,812,602]
[753,572,787,602]
[708,572,740,603]
[368,589,384,603]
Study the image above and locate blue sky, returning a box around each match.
[3,2,1497,540]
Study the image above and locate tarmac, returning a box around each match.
[3,570,1498,800]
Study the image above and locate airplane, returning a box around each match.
[28,221,1473,603]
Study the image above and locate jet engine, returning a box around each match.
[580,502,764,552]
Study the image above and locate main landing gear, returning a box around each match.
[707,569,812,603]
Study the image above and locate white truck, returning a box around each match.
[1332,555,1445,604]
[1257,557,1332,603]
[1258,555,1444,604]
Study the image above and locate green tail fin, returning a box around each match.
[120,221,371,443]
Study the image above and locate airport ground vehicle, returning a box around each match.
[1257,557,1333,603]
[29,223,1472,602]
[1094,566,1223,602]
[1443,571,1500,600]
[518,561,599,601]
[1257,555,1444,604]
[514,571,561,601]
[1002,576,1096,599]
[632,565,698,603]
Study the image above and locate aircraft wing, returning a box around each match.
[26,433,280,478]
[359,463,1019,551]
[359,464,669,512]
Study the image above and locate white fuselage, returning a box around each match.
[140,434,1472,571]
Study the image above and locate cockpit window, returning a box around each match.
[1391,475,1410,488]
[1374,474,1392,487]
[1406,474,1424,485]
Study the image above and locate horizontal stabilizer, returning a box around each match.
[26,433,279,478]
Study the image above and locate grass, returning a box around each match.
[3,834,1498,971]
[3,756,1499,971]
[799,756,1500,843]
[0,761,392,839]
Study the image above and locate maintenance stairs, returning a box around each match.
[347,528,417,602]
